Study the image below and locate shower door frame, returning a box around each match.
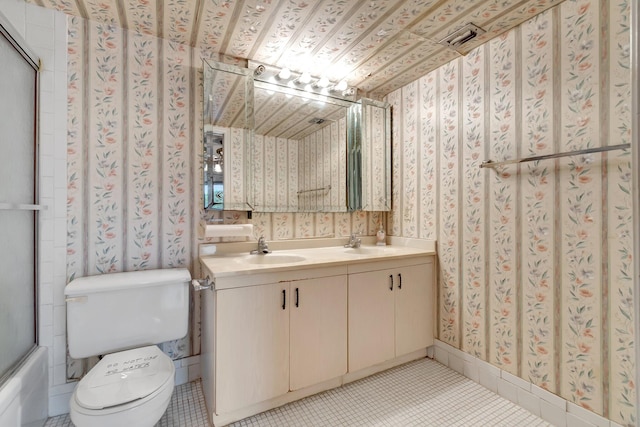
[0,13,41,387]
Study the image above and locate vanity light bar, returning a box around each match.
[248,60,357,101]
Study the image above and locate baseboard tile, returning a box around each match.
[433,339,615,427]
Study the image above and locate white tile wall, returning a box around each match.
[0,0,68,417]
[433,339,621,427]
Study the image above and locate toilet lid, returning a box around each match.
[75,346,174,410]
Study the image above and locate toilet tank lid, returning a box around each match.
[65,268,191,297]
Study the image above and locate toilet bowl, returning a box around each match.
[65,269,191,427]
[69,346,175,427]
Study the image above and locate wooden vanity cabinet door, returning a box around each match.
[289,276,347,391]
[394,262,434,356]
[348,269,395,372]
[215,282,290,414]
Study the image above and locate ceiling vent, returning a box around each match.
[438,23,486,53]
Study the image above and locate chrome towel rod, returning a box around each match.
[480,143,631,169]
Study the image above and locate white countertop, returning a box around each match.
[199,237,436,289]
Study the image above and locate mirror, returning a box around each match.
[251,81,354,212]
[202,59,392,213]
[203,59,253,211]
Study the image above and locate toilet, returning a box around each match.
[64,268,191,427]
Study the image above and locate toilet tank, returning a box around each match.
[65,268,191,359]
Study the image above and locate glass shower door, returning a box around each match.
[0,21,39,383]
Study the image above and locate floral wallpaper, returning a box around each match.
[559,0,603,412]
[66,16,195,378]
[67,17,193,281]
[386,0,634,424]
[461,47,487,360]
[488,31,519,375]
[520,10,556,391]
[437,59,461,347]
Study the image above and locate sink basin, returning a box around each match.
[244,254,307,265]
[343,246,396,255]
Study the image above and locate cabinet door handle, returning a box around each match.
[398,273,402,289]
[295,287,299,307]
[389,274,394,291]
[282,289,286,310]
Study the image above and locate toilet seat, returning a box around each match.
[75,345,174,409]
[70,346,175,427]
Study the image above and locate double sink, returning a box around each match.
[237,245,401,265]
[200,238,436,282]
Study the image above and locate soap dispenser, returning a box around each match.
[376,220,386,246]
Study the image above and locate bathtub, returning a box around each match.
[0,347,48,427]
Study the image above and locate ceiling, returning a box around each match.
[28,0,565,97]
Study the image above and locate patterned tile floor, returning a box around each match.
[45,358,551,427]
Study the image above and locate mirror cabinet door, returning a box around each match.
[360,98,391,211]
[347,98,391,212]
[202,59,252,211]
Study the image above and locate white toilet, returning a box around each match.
[64,268,191,427]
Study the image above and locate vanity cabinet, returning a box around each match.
[214,275,347,414]
[215,282,290,414]
[200,247,435,426]
[290,276,347,391]
[348,260,434,372]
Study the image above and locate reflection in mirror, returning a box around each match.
[202,59,252,211]
[203,126,224,210]
[251,81,351,212]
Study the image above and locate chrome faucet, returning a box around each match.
[344,233,361,248]
[250,236,272,254]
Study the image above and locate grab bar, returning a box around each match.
[480,143,630,169]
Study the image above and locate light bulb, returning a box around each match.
[316,76,330,88]
[278,68,291,80]
[335,80,348,91]
[299,72,312,84]
[213,162,222,173]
